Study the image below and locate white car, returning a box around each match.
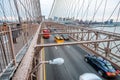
[79,73,102,80]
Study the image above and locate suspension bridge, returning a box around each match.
[0,0,120,80]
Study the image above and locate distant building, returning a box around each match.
[110,19,113,24]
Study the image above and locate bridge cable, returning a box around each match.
[28,0,35,22]
[0,0,8,22]
[91,0,104,22]
[64,0,69,18]
[113,5,120,33]
[8,0,18,22]
[24,0,30,21]
[82,0,93,20]
[49,0,55,17]
[66,0,72,18]
[71,0,78,19]
[101,0,108,30]
[75,0,81,19]
[107,1,120,21]
[18,0,33,21]
[76,0,85,20]
[67,0,75,18]
[80,0,85,20]
[101,1,120,32]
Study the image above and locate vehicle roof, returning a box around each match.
[88,54,111,65]
[87,54,115,72]
[55,35,63,39]
[96,57,111,65]
[79,73,102,80]
[43,29,50,32]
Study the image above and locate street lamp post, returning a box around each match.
[30,58,64,79]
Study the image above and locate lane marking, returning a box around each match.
[43,48,46,80]
[66,45,70,48]
[55,46,58,49]
[41,38,46,80]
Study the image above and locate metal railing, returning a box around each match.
[0,22,38,78]
[11,21,120,80]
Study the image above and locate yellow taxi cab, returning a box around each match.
[54,35,64,43]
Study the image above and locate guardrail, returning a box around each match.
[0,22,38,79]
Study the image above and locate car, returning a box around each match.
[84,54,120,77]
[42,29,50,39]
[54,35,64,43]
[79,73,102,80]
[61,34,69,40]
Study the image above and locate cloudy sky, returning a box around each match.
[40,0,54,18]
[0,0,119,22]
[47,0,120,21]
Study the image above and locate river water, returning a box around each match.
[93,26,120,34]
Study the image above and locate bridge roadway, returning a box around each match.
[43,36,120,80]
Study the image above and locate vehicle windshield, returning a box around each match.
[107,65,114,69]
[106,62,114,70]
[62,34,68,37]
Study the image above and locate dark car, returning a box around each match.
[61,34,69,40]
[84,54,120,77]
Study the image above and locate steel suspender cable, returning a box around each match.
[76,0,81,19]
[25,0,32,21]
[49,0,55,18]
[24,0,28,21]
[64,0,68,17]
[107,1,120,21]
[85,0,90,21]
[94,0,97,16]
[8,0,18,22]
[30,0,34,19]
[82,0,93,20]
[101,0,108,30]
[72,0,79,19]
[13,0,22,23]
[75,0,81,19]
[114,6,120,33]
[80,0,85,20]
[0,0,7,21]
[67,0,74,18]
[92,0,104,22]
[76,0,85,20]
[28,0,34,22]
[71,0,76,18]
[66,0,71,18]
[71,0,78,18]
[18,0,33,19]
[0,2,4,21]
[64,0,69,18]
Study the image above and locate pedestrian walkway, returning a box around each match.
[0,23,38,79]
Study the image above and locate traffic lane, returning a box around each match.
[45,46,86,80]
[45,34,55,43]
[45,45,105,80]
[69,45,120,80]
[45,47,72,80]
[44,38,120,80]
[44,38,102,80]
[59,45,106,80]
